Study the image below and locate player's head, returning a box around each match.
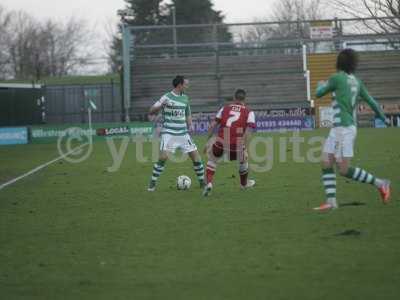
[172,75,189,92]
[336,48,358,74]
[234,89,246,102]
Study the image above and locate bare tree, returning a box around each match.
[272,0,324,22]
[330,0,400,34]
[0,5,13,79]
[36,17,95,78]
[241,0,325,41]
[240,0,325,52]
[7,11,39,79]
[1,6,95,80]
[103,17,121,73]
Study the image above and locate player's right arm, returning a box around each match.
[149,95,168,115]
[316,75,337,98]
[244,111,256,153]
[242,129,252,160]
[359,81,387,123]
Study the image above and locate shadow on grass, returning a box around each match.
[340,201,366,207]
[335,229,362,236]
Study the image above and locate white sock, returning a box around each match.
[374,178,384,188]
[327,198,338,208]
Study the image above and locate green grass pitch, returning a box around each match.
[0,128,399,299]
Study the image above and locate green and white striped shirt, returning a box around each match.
[316,71,386,127]
[153,91,191,136]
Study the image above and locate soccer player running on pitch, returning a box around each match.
[147,75,205,192]
[314,48,391,211]
[203,89,256,197]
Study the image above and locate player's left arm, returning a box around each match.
[243,129,252,156]
[185,104,194,134]
[359,80,388,124]
[316,75,337,98]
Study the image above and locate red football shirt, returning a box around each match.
[215,102,256,146]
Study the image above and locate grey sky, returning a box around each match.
[0,0,274,24]
[0,0,275,73]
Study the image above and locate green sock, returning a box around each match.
[151,160,166,183]
[345,167,376,185]
[193,161,205,183]
[322,168,336,205]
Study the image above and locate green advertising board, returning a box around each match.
[30,122,154,143]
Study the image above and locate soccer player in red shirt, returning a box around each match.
[203,89,256,196]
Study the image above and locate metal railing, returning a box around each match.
[121,17,400,120]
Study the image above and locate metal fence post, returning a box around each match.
[172,6,178,58]
[63,86,67,123]
[81,86,86,124]
[213,24,222,106]
[100,84,105,122]
[122,23,132,122]
[111,78,115,122]
[119,68,125,122]
[302,44,312,104]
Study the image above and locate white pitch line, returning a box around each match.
[0,143,89,191]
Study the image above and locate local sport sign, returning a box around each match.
[0,127,28,145]
[96,126,130,136]
[96,125,153,137]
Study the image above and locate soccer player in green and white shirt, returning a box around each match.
[314,49,391,211]
[147,75,205,192]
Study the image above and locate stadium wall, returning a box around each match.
[130,52,309,120]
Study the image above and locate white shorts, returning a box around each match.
[323,126,357,158]
[160,133,197,154]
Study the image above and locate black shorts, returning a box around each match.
[212,142,245,161]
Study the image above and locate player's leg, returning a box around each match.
[337,126,390,203]
[183,134,205,187]
[337,159,391,204]
[205,157,217,186]
[148,150,168,192]
[238,148,255,189]
[206,142,222,184]
[314,129,338,211]
[188,149,205,188]
[148,134,171,192]
[319,153,337,209]
[203,142,223,196]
